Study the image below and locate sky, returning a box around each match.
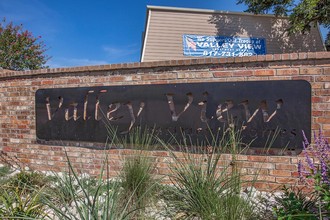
[0,0,327,68]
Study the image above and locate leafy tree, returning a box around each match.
[0,19,49,71]
[237,0,330,34]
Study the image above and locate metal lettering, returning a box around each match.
[95,90,107,121]
[84,90,94,120]
[36,81,311,151]
[166,92,193,121]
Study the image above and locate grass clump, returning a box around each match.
[116,126,160,218]
[6,170,52,193]
[160,128,260,219]
[0,185,48,219]
[0,169,51,219]
[44,125,160,220]
[43,151,136,220]
[120,154,158,218]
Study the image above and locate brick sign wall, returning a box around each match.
[0,52,329,191]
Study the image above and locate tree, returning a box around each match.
[237,0,330,34]
[0,19,49,71]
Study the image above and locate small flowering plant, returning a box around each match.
[298,130,330,217]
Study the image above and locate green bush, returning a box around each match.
[273,186,318,220]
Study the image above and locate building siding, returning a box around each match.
[142,7,325,62]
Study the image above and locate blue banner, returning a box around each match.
[183,34,266,57]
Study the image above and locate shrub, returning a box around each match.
[120,155,158,218]
[6,170,52,194]
[160,127,260,219]
[0,185,48,219]
[273,185,318,220]
[0,169,52,219]
[117,126,160,218]
[297,130,330,218]
[274,130,330,219]
[44,151,136,220]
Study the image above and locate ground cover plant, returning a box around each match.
[272,130,330,220]
[0,166,51,219]
[43,153,137,220]
[0,184,48,219]
[273,185,318,220]
[2,127,329,219]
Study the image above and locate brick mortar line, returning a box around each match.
[0,52,329,80]
[0,66,326,82]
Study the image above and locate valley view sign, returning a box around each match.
[36,80,311,152]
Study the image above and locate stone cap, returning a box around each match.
[0,51,329,79]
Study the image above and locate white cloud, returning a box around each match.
[0,0,56,22]
[47,57,108,68]
[0,0,59,37]
[102,44,139,58]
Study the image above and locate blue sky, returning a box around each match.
[1,0,327,68]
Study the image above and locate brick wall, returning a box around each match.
[0,51,329,191]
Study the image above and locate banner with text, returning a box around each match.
[183,34,266,57]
